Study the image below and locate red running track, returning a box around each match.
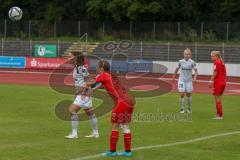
[0,68,239,95]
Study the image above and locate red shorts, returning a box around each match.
[213,83,226,96]
[111,100,134,123]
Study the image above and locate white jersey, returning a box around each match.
[73,65,89,87]
[73,65,92,108]
[178,58,196,82]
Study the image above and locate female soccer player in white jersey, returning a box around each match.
[65,51,99,139]
[173,48,198,113]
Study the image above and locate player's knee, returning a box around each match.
[71,113,78,121]
[215,96,221,101]
[120,124,131,134]
[187,93,191,97]
[89,113,96,119]
[69,107,74,114]
[69,107,78,115]
[84,108,93,116]
[111,123,120,131]
[180,93,185,97]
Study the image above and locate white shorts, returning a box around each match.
[73,95,92,109]
[178,80,193,93]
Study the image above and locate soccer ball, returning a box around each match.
[8,7,23,21]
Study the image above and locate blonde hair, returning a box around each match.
[184,48,192,55]
[211,51,223,61]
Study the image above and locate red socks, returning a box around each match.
[216,100,223,117]
[124,133,132,152]
[110,131,132,152]
[110,130,119,152]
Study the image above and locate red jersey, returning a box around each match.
[214,59,226,84]
[95,72,134,106]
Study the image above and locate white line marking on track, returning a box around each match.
[0,70,239,85]
[228,90,240,92]
[70,131,240,160]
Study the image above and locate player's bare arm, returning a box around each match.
[173,67,179,82]
[84,78,103,94]
[193,68,198,81]
[85,79,95,85]
[209,71,217,88]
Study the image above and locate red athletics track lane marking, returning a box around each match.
[0,69,239,95]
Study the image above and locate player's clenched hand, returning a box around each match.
[193,76,197,82]
[209,81,213,88]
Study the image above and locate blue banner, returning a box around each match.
[0,56,26,68]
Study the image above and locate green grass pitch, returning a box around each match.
[0,84,239,160]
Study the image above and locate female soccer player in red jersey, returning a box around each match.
[209,51,226,119]
[87,60,134,157]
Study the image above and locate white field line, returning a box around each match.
[70,131,240,160]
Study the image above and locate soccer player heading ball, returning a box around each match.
[209,51,226,120]
[86,60,135,157]
[173,48,198,114]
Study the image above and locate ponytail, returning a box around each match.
[211,51,224,62]
[98,60,110,72]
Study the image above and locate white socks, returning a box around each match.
[71,114,79,135]
[90,115,98,134]
[180,97,184,110]
[71,113,99,136]
[187,96,192,109]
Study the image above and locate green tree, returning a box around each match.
[1,0,240,22]
[107,0,129,21]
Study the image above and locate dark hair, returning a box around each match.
[71,51,85,66]
[98,60,110,72]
